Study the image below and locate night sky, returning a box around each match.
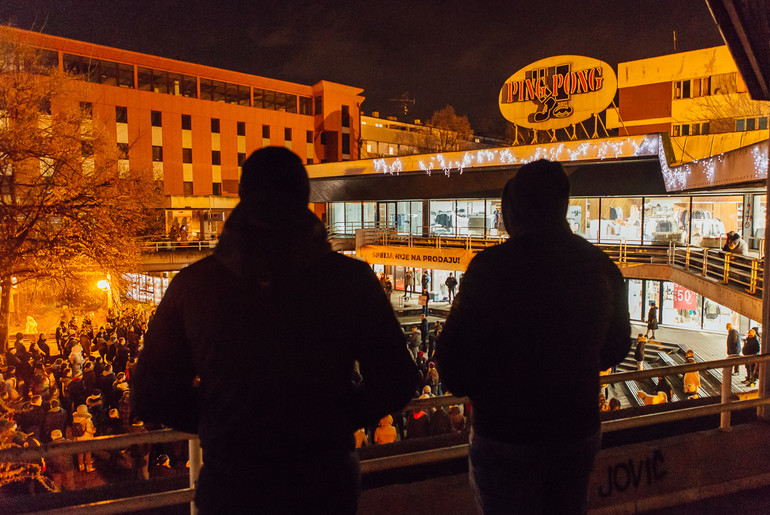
[1,1,724,136]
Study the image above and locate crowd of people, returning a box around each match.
[0,306,183,493]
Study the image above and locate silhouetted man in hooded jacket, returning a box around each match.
[436,159,631,514]
[133,147,418,514]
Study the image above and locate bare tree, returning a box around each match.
[0,40,161,348]
[424,106,472,152]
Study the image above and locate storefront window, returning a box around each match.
[662,282,702,330]
[396,202,412,235]
[600,197,642,243]
[431,200,456,236]
[643,197,689,245]
[702,298,733,332]
[411,201,423,235]
[574,198,600,240]
[457,200,486,237]
[645,280,660,326]
[345,202,362,232]
[487,199,504,236]
[363,202,376,228]
[690,195,743,247]
[627,279,643,321]
[328,202,345,234]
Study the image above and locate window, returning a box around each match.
[306,130,313,143]
[212,182,222,195]
[151,111,162,127]
[152,145,163,162]
[314,97,323,116]
[212,150,221,165]
[299,96,313,115]
[284,128,292,141]
[116,106,128,124]
[238,152,246,166]
[262,125,270,138]
[80,102,92,119]
[342,133,350,155]
[211,118,220,133]
[307,158,313,164]
[182,148,192,163]
[183,181,193,195]
[117,143,129,159]
[341,105,350,128]
[237,121,245,136]
[181,114,191,130]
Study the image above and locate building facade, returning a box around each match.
[1,26,364,240]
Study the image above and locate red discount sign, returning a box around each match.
[673,285,697,310]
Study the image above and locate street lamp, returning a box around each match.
[97,277,112,310]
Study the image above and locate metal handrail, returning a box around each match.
[4,354,769,515]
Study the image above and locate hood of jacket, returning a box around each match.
[214,194,331,287]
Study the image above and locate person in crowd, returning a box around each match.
[408,326,421,360]
[72,404,96,472]
[132,147,418,514]
[419,314,429,351]
[129,419,151,480]
[47,430,75,491]
[425,362,440,396]
[354,428,368,448]
[421,270,431,295]
[726,323,742,374]
[35,333,51,363]
[374,415,397,445]
[404,268,414,300]
[645,302,658,339]
[68,343,85,375]
[44,399,68,443]
[654,376,673,402]
[742,328,760,386]
[638,390,668,405]
[383,275,393,303]
[608,398,622,411]
[428,321,442,360]
[87,390,107,436]
[55,320,68,355]
[429,404,453,435]
[118,388,132,432]
[151,454,176,478]
[436,160,631,514]
[634,334,647,371]
[445,273,458,303]
[16,395,46,441]
[722,231,748,256]
[683,357,701,399]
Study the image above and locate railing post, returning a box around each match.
[723,253,731,284]
[702,249,709,276]
[189,437,202,515]
[720,364,732,431]
[685,245,691,269]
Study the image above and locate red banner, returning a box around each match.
[673,284,697,310]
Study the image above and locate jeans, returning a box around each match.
[469,429,601,515]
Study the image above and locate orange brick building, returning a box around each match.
[1,26,363,238]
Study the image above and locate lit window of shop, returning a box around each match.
[396,202,412,235]
[703,299,733,332]
[431,200,456,236]
[690,195,743,247]
[663,282,702,330]
[345,202,362,231]
[569,198,600,241]
[487,199,504,237]
[457,200,486,237]
[643,197,689,245]
[627,279,643,321]
[600,198,642,243]
[328,202,345,234]
[751,194,766,249]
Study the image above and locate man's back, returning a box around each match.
[437,229,630,444]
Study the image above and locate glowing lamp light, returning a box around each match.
[97,280,110,290]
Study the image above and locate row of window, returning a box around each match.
[59,51,316,113]
[672,116,768,136]
[673,72,740,99]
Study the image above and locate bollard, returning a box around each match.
[720,365,732,431]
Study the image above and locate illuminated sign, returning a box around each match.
[359,245,475,271]
[499,55,617,130]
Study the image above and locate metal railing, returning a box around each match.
[3,354,769,515]
[668,242,764,297]
[140,240,218,252]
